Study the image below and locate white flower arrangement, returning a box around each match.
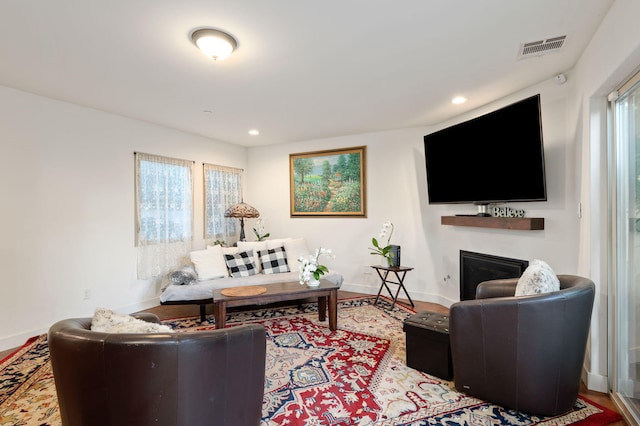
[369,220,395,263]
[298,247,334,284]
[252,218,270,241]
[379,220,394,243]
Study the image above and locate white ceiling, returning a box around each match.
[0,0,614,147]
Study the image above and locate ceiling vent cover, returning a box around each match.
[518,35,566,59]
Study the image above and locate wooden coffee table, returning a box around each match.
[212,279,339,331]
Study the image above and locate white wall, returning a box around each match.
[0,86,247,351]
[571,0,640,392]
[246,79,579,309]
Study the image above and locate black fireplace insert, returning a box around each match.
[459,251,528,300]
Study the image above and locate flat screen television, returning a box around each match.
[424,94,547,215]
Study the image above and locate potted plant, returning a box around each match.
[298,247,334,286]
[369,220,397,267]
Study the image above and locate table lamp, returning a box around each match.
[224,202,259,241]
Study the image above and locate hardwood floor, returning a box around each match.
[0,290,627,424]
[0,346,15,361]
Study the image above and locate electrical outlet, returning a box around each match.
[83,289,91,300]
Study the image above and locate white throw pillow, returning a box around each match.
[91,308,172,333]
[237,241,269,273]
[267,238,289,250]
[284,237,310,272]
[222,246,239,256]
[515,259,560,296]
[190,245,228,280]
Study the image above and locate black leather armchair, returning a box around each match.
[48,313,266,426]
[449,274,595,416]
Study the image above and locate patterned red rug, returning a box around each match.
[0,296,624,425]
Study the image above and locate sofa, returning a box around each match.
[160,237,343,321]
[48,313,266,426]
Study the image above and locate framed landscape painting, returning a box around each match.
[290,146,366,217]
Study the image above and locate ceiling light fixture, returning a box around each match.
[451,96,467,105]
[248,129,260,136]
[191,28,238,61]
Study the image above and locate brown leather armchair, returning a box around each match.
[48,313,266,426]
[449,274,595,416]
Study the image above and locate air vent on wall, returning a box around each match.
[518,35,566,59]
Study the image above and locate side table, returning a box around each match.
[371,265,415,309]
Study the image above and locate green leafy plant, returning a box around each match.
[369,237,393,261]
[298,247,334,283]
[368,220,394,263]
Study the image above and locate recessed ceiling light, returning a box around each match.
[248,129,260,136]
[452,96,467,105]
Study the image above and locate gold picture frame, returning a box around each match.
[290,146,366,217]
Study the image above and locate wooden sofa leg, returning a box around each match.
[200,304,206,322]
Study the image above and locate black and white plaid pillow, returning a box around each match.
[224,250,258,278]
[258,246,290,274]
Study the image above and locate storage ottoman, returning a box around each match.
[403,311,453,380]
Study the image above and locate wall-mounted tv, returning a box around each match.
[424,94,547,215]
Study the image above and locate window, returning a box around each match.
[135,152,194,279]
[204,163,242,244]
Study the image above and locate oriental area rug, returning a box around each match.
[0,297,623,426]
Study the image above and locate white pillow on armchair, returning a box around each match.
[91,308,172,333]
[515,259,560,296]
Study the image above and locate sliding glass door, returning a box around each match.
[612,69,640,423]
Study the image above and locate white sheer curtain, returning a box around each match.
[204,163,242,245]
[135,152,194,279]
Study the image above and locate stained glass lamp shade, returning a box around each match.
[224,202,259,241]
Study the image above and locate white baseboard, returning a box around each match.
[120,296,162,315]
[340,281,378,296]
[0,327,48,353]
[586,371,609,393]
[340,281,455,308]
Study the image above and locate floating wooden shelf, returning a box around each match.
[441,216,544,230]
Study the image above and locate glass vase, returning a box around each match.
[307,278,320,287]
